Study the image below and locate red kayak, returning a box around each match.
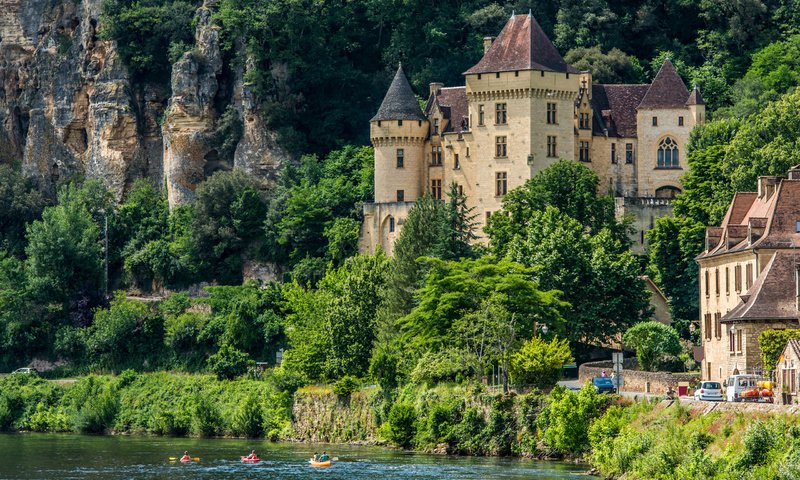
[241,456,261,464]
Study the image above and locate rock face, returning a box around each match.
[0,0,288,204]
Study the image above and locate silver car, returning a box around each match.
[694,381,724,401]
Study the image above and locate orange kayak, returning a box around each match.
[310,459,332,467]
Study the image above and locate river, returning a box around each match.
[0,433,591,479]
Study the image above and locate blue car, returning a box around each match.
[592,377,617,394]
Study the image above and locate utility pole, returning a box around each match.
[102,210,108,299]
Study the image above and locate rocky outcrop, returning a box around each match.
[0,0,288,204]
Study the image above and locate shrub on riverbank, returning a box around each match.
[589,401,800,479]
[0,371,291,438]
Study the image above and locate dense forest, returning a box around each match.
[2,0,800,404]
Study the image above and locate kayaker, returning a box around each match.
[247,450,257,460]
[181,451,191,462]
[312,452,319,462]
[319,451,329,462]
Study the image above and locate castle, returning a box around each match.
[360,13,705,255]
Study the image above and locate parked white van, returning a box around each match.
[725,374,774,403]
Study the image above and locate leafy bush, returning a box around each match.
[452,407,486,454]
[622,321,682,371]
[233,394,263,438]
[192,395,222,437]
[332,376,360,397]
[738,420,776,468]
[72,389,119,434]
[384,402,416,448]
[208,344,252,380]
[410,349,473,385]
[539,384,610,455]
[509,336,573,388]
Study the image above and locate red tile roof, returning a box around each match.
[591,84,649,138]
[638,59,690,109]
[687,86,705,106]
[426,87,469,133]
[722,251,800,323]
[464,14,578,75]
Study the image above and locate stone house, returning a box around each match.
[697,167,800,382]
[777,339,800,405]
[360,12,705,255]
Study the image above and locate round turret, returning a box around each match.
[370,65,429,204]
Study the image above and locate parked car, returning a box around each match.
[11,367,35,375]
[592,377,616,394]
[693,381,724,401]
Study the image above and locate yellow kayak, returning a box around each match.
[310,459,332,467]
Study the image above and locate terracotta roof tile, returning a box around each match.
[427,87,469,133]
[687,86,705,106]
[722,251,800,323]
[638,59,690,109]
[591,84,648,138]
[372,65,426,122]
[464,14,578,75]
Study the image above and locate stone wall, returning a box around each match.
[579,360,698,394]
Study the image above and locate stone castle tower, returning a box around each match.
[361,13,705,255]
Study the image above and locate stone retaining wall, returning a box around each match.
[579,360,698,395]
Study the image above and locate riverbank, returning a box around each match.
[6,371,797,479]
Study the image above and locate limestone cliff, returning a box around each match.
[0,0,288,203]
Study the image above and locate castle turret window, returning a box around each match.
[396,148,404,168]
[611,143,617,164]
[431,179,442,199]
[657,137,679,168]
[433,118,439,135]
[495,172,507,196]
[389,216,395,232]
[678,116,684,126]
[454,154,460,170]
[652,116,657,126]
[625,143,634,164]
[547,103,557,124]
[478,105,485,126]
[495,103,507,125]
[398,120,403,126]
[397,190,404,202]
[495,136,507,158]
[546,136,556,158]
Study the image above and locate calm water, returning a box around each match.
[0,434,591,479]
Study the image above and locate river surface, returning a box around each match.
[0,433,591,479]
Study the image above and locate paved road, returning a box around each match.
[557,380,666,400]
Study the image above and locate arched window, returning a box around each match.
[657,137,679,168]
[655,186,681,199]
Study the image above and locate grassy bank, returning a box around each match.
[588,401,800,479]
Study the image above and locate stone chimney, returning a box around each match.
[757,176,781,200]
[429,82,444,97]
[483,36,494,54]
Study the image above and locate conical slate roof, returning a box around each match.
[686,85,705,106]
[464,14,578,75]
[638,59,690,109]
[371,65,426,122]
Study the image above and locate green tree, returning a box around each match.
[510,336,574,389]
[283,252,389,381]
[207,343,252,380]
[507,207,648,347]
[538,384,609,455]
[0,165,47,256]
[564,46,644,83]
[758,329,800,371]
[25,193,103,308]
[100,0,196,83]
[622,321,682,372]
[554,0,618,53]
[192,169,268,284]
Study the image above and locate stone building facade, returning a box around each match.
[777,339,800,405]
[697,168,800,382]
[360,13,705,254]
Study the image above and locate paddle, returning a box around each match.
[168,457,200,461]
